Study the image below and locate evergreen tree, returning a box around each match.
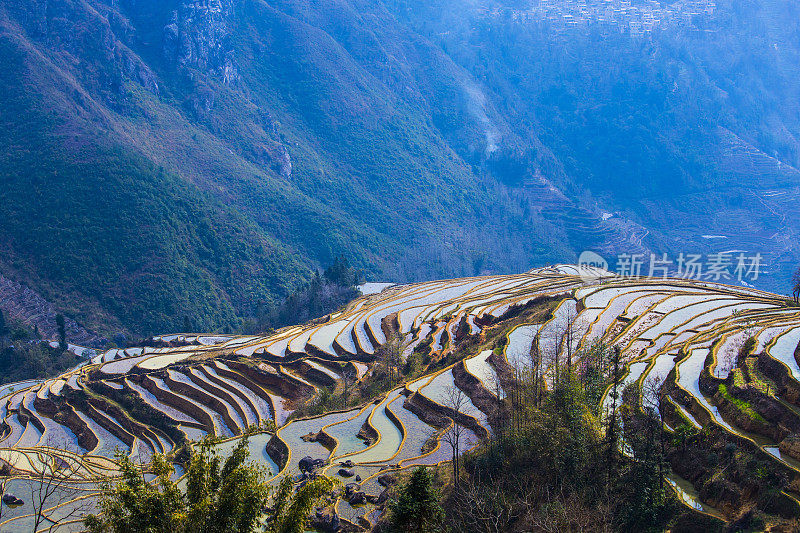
[266,476,334,533]
[85,436,332,533]
[0,309,6,336]
[55,313,67,351]
[323,256,361,287]
[389,467,444,533]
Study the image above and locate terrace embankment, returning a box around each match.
[265,434,289,470]
[163,369,240,433]
[661,381,800,521]
[406,388,489,441]
[186,368,251,429]
[137,374,216,431]
[452,360,502,426]
[759,352,800,405]
[35,394,98,451]
[292,361,337,388]
[89,378,186,445]
[699,364,786,442]
[228,359,314,401]
[9,268,800,529]
[213,364,279,410]
[356,416,379,446]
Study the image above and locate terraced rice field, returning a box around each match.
[6,264,800,527]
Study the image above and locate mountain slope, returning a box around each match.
[0,0,568,337]
[384,0,800,291]
[2,0,800,338]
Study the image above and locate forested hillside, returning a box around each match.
[1,0,798,338]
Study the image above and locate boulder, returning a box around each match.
[338,468,355,478]
[299,456,315,472]
[341,459,354,468]
[349,491,367,506]
[377,473,396,487]
[299,456,324,473]
[2,493,24,507]
[355,474,361,482]
[344,482,361,497]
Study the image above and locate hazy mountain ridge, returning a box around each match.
[386,0,800,288]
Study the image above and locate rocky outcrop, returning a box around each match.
[377,473,396,487]
[161,0,238,85]
[301,429,336,451]
[311,509,341,533]
[779,433,800,461]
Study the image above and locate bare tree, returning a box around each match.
[523,327,543,409]
[0,477,6,524]
[539,305,585,387]
[642,376,667,493]
[340,366,356,405]
[26,443,90,533]
[450,476,533,533]
[605,346,622,490]
[441,385,473,489]
[504,326,544,431]
[793,266,800,304]
[376,333,402,384]
[530,491,613,533]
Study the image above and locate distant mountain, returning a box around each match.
[0,0,797,338]
[385,0,800,289]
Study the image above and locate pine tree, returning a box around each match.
[0,309,7,336]
[55,314,67,351]
[389,467,444,533]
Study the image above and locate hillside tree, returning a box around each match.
[85,435,333,533]
[441,386,472,488]
[389,467,444,533]
[55,313,67,351]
